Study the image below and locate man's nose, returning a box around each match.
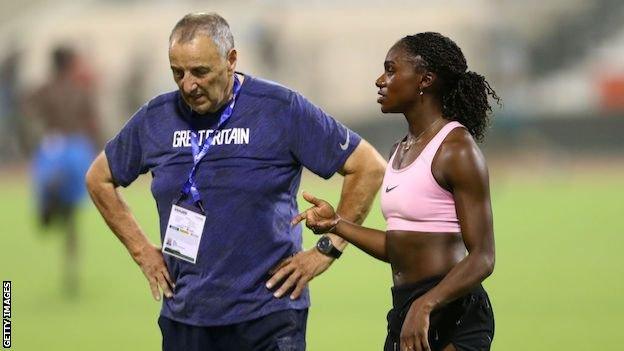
[182,78,198,94]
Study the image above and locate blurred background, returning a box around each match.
[0,0,622,350]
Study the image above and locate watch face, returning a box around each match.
[317,236,332,254]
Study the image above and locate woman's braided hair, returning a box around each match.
[398,32,500,141]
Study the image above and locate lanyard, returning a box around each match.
[178,76,242,212]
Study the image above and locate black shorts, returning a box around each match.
[158,309,307,351]
[384,276,494,351]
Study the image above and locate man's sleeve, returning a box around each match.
[104,105,149,187]
[288,92,362,179]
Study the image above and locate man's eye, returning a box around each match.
[193,68,210,76]
[173,70,184,79]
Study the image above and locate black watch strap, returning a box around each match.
[326,245,342,259]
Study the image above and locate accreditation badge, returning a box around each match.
[162,204,206,264]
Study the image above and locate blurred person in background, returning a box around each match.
[294,32,499,351]
[0,45,26,161]
[23,45,100,298]
[85,12,385,351]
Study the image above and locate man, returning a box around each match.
[27,46,99,298]
[86,12,385,350]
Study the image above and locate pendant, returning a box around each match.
[403,139,414,151]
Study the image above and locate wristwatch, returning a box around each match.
[316,235,343,259]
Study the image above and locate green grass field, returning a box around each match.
[1,168,623,350]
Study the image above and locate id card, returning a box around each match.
[162,204,206,264]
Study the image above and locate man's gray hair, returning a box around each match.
[170,12,235,57]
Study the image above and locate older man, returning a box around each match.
[86,12,385,351]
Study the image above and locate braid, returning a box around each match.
[399,32,500,142]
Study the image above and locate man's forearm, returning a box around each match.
[86,153,175,301]
[85,156,152,261]
[330,174,377,249]
[332,143,386,250]
[87,180,151,260]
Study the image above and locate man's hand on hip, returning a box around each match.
[135,244,176,301]
[266,248,333,300]
[86,152,176,301]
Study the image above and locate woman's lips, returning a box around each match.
[377,90,386,104]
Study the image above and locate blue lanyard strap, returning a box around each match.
[179,76,242,211]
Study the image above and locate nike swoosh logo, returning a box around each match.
[339,129,350,150]
[385,185,399,193]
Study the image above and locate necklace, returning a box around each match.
[402,119,443,152]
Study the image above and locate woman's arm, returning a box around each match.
[293,192,389,262]
[415,128,495,311]
[399,128,495,351]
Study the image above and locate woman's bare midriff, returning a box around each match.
[386,230,466,286]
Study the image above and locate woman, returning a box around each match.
[293,32,499,351]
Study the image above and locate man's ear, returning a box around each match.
[226,49,237,73]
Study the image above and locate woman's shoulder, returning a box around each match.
[434,126,487,182]
[441,126,476,151]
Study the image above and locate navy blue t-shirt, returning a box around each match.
[105,74,361,326]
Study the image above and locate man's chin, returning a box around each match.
[191,107,209,115]
[188,103,213,115]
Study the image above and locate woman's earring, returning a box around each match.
[419,90,424,96]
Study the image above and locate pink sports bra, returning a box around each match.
[381,121,464,233]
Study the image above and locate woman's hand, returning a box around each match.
[291,191,340,235]
[400,297,434,351]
